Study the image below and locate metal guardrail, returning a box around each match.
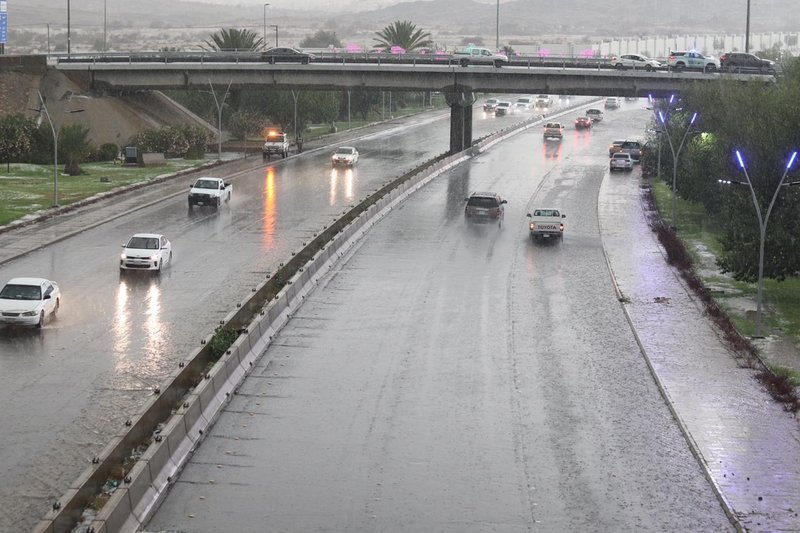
[52,51,786,78]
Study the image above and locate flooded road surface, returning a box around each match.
[147,101,733,532]
[0,100,583,531]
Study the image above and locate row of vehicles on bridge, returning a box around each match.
[66,46,778,75]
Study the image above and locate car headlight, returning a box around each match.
[120,253,127,259]
[530,223,536,230]
[150,254,159,261]
[22,310,38,317]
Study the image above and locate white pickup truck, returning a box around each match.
[526,208,566,241]
[188,177,232,209]
[453,47,509,68]
[262,130,290,160]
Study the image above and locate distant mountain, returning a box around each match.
[7,0,798,44]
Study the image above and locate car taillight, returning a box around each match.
[559,223,564,232]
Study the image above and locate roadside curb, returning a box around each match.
[596,177,744,532]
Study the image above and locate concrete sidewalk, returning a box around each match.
[599,174,800,531]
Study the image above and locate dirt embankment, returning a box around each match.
[0,61,215,149]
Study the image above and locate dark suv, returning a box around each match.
[464,192,507,225]
[719,52,775,73]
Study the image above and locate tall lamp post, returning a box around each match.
[745,0,751,53]
[67,0,71,56]
[718,150,798,337]
[656,107,698,230]
[208,80,232,161]
[495,0,500,50]
[270,25,278,47]
[34,91,84,208]
[263,3,270,50]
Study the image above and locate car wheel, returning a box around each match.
[54,298,60,315]
[645,64,654,71]
[705,64,716,73]
[675,62,685,72]
[188,199,193,208]
[460,58,468,67]
[215,197,220,208]
[615,63,624,70]
[36,310,44,328]
[169,251,173,265]
[493,59,503,68]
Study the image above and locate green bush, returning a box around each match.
[92,143,119,162]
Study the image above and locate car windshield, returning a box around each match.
[587,109,601,114]
[335,148,354,155]
[467,197,499,208]
[533,210,560,217]
[126,237,160,250]
[266,134,286,142]
[545,123,561,128]
[0,283,42,301]
[613,154,631,159]
[195,179,218,189]
[622,142,641,148]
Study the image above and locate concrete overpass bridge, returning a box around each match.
[56,57,774,153]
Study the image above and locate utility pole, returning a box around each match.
[745,0,751,53]
[495,0,500,50]
[67,0,71,56]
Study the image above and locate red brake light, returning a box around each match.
[559,223,564,232]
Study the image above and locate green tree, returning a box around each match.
[373,20,432,52]
[204,28,264,52]
[226,110,266,141]
[678,62,800,282]
[0,115,37,170]
[59,124,91,176]
[299,30,342,49]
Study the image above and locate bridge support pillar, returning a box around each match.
[443,86,476,154]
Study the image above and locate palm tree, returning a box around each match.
[204,28,264,52]
[373,21,432,52]
[59,124,90,176]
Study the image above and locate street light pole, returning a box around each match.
[103,0,107,52]
[657,108,698,230]
[208,80,232,161]
[495,0,500,51]
[35,91,84,208]
[264,4,269,48]
[745,0,751,53]
[732,150,798,337]
[67,0,71,56]
[271,25,278,47]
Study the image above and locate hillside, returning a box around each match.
[8,0,799,41]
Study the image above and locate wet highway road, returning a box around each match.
[0,99,582,530]
[147,102,733,531]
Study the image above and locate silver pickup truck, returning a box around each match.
[526,208,566,241]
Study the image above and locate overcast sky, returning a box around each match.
[197,0,499,9]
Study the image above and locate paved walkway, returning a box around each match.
[599,174,800,531]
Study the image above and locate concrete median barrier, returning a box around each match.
[36,98,599,533]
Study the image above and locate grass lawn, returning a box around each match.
[0,160,207,226]
[649,179,800,383]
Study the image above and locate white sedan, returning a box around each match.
[0,277,60,328]
[331,147,359,167]
[610,54,662,71]
[120,233,172,272]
